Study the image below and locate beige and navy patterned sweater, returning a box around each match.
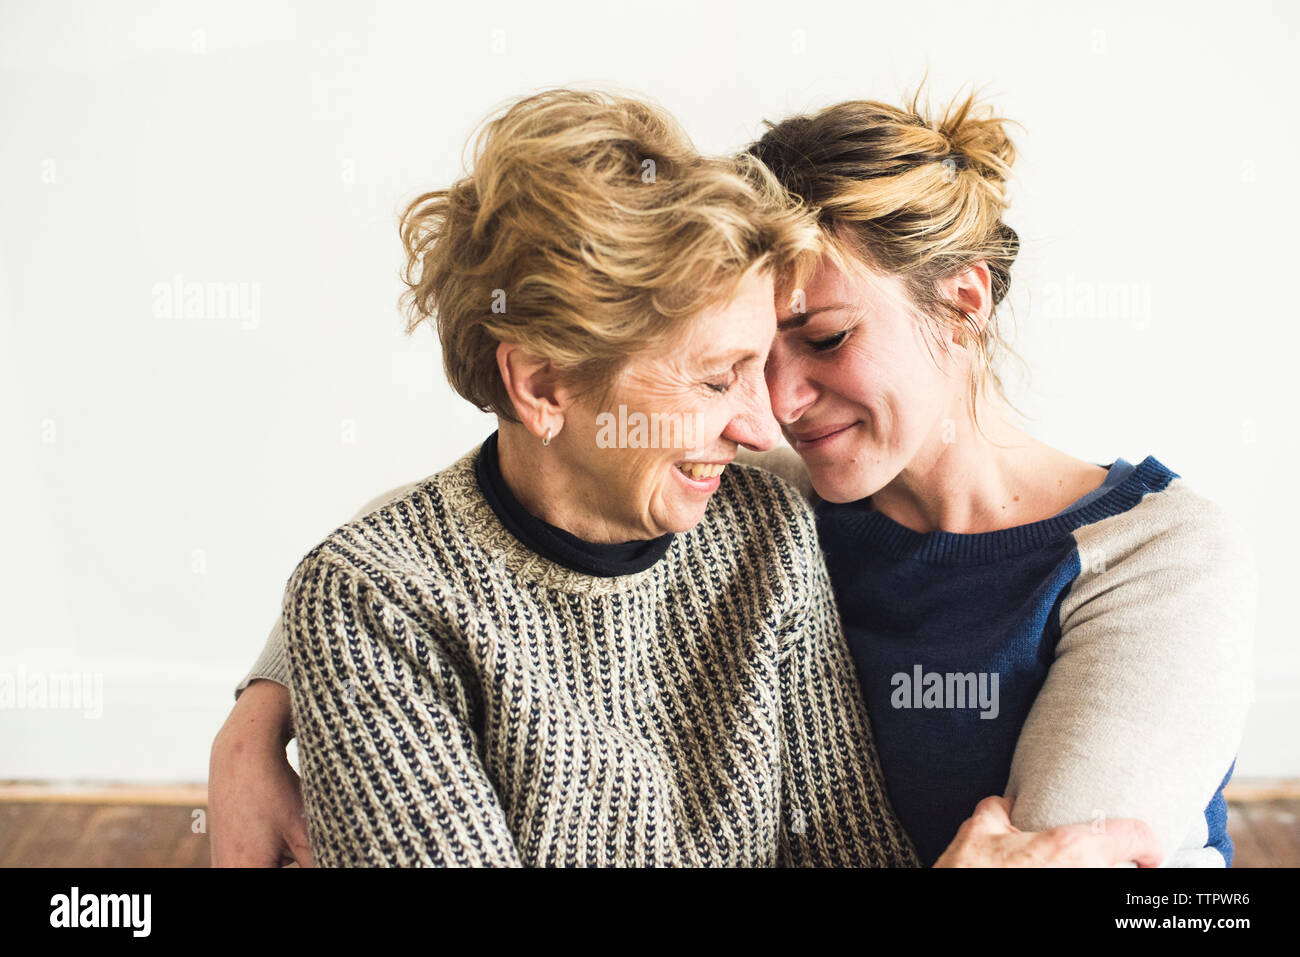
[275,445,919,867]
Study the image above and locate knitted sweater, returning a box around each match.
[273,445,919,867]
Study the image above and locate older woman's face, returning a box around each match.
[564,268,782,537]
[765,256,963,503]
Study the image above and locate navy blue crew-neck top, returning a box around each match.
[816,457,1236,865]
[474,431,674,577]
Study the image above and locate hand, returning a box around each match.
[208,679,314,867]
[934,795,1162,868]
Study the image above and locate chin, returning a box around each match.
[809,477,867,505]
[806,460,885,505]
[660,505,709,534]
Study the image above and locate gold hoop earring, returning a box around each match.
[542,427,552,447]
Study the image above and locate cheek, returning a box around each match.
[823,345,894,416]
[827,344,940,445]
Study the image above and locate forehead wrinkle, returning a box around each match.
[778,301,872,332]
[694,348,760,371]
[776,301,855,328]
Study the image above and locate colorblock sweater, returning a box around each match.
[812,454,1256,867]
[267,444,918,867]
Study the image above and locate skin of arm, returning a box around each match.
[210,482,419,867]
[208,678,313,867]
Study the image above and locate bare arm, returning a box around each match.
[208,678,312,867]
[211,478,425,866]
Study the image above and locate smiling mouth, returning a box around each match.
[791,423,857,449]
[676,462,727,480]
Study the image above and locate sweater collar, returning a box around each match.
[473,431,674,578]
[816,456,1177,565]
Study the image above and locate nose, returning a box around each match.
[765,346,818,426]
[723,370,781,452]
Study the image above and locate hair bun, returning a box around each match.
[932,92,1017,193]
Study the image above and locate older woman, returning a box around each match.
[209,89,1160,869]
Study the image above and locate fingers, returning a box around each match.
[288,825,316,868]
[938,797,1164,869]
[965,795,1016,834]
[933,796,1017,867]
[1091,817,1163,868]
[285,769,314,867]
[1029,817,1163,868]
[212,835,280,868]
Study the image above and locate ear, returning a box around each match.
[495,342,571,439]
[938,261,993,345]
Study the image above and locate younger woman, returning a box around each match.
[749,92,1255,866]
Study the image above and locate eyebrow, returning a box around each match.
[696,348,760,369]
[776,302,854,331]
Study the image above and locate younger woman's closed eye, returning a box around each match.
[809,330,850,352]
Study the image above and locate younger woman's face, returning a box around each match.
[765,255,967,503]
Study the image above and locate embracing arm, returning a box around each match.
[764,509,1159,869]
[211,617,308,866]
[752,462,1166,869]
[208,676,312,867]
[1005,493,1257,865]
[284,549,522,867]
[211,476,456,867]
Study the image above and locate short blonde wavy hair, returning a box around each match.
[747,90,1023,424]
[397,89,820,421]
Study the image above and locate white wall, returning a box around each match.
[2,0,1296,782]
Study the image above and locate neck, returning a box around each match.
[867,393,1093,534]
[495,421,641,544]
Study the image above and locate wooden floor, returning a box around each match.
[1226,801,1300,868]
[1,791,1296,867]
[1,801,211,867]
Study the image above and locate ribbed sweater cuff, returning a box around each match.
[233,621,290,701]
